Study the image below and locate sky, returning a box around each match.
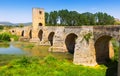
[0,0,120,23]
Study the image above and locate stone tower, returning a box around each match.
[32,8,45,29]
[30,8,45,42]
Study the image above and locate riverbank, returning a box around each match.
[0,41,118,76]
[0,55,107,76]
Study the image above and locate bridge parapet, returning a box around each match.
[93,26,120,41]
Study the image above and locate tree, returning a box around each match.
[80,12,96,25]
[49,11,58,26]
[66,11,79,26]
[58,9,69,25]
[45,9,115,26]
[19,24,24,28]
[45,12,49,25]
[95,12,115,25]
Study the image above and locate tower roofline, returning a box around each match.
[32,8,44,10]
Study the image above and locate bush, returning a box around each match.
[111,39,119,61]
[0,25,4,30]
[10,34,19,41]
[0,32,10,42]
[0,32,19,42]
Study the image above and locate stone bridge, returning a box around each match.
[9,8,120,75]
[10,25,120,67]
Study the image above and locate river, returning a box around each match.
[0,42,73,61]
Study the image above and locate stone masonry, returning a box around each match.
[9,8,120,73]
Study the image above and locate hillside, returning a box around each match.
[0,22,32,26]
[0,22,14,25]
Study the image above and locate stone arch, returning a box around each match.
[21,30,24,37]
[38,30,43,41]
[95,35,115,64]
[12,30,15,33]
[29,30,32,39]
[65,33,78,54]
[48,32,55,46]
[39,23,43,26]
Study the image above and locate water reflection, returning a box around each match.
[13,42,73,61]
[0,42,26,54]
[0,43,10,48]
[0,42,73,61]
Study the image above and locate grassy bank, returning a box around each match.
[0,32,19,42]
[0,54,23,66]
[0,55,107,76]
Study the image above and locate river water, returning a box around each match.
[0,42,73,60]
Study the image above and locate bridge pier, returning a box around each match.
[73,37,97,66]
[10,26,120,70]
[49,27,66,52]
[29,29,40,42]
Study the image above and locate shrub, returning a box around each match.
[0,32,10,42]
[10,34,19,41]
[111,39,119,61]
[0,25,4,30]
[0,32,19,42]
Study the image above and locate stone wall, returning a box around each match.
[10,25,120,66]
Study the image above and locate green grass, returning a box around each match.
[0,55,107,76]
[0,39,118,76]
[0,54,22,66]
[24,44,34,48]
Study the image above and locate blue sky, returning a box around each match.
[0,0,120,23]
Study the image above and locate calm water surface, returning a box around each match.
[0,42,73,60]
[0,43,26,54]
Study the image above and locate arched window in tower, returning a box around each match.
[39,11,42,14]
[39,23,43,26]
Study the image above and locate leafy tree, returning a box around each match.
[95,12,115,25]
[81,12,96,25]
[45,9,115,26]
[49,11,58,26]
[58,9,69,25]
[67,11,79,26]
[45,12,49,25]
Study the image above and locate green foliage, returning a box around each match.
[0,54,21,66]
[95,12,115,25]
[83,33,92,43]
[51,11,58,25]
[10,56,39,67]
[0,55,107,76]
[19,24,24,28]
[0,32,10,42]
[111,39,119,61]
[43,55,57,64]
[45,12,49,24]
[45,9,115,26]
[0,32,19,42]
[0,25,4,30]
[10,34,19,41]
